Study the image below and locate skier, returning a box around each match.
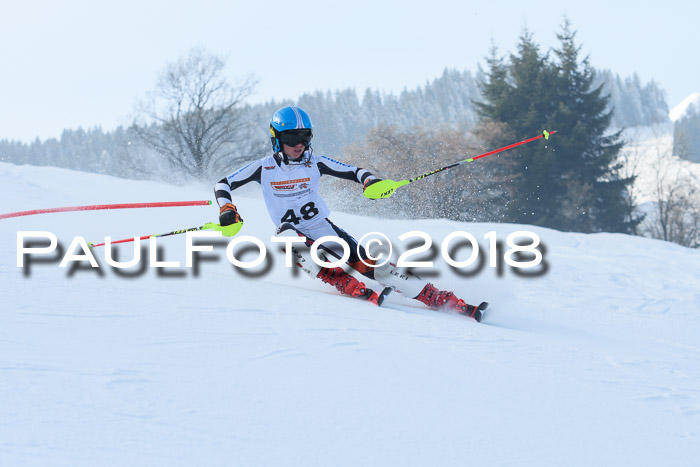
[214,106,487,320]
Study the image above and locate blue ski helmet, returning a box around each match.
[269,106,313,153]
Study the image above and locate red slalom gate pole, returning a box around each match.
[0,200,212,220]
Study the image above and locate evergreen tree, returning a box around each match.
[551,21,640,232]
[475,32,559,226]
[476,21,640,233]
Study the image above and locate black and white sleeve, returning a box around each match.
[317,156,377,186]
[214,160,263,208]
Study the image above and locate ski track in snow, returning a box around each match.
[1,162,699,466]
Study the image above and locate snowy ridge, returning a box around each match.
[669,92,700,122]
[1,162,699,466]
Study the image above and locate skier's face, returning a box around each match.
[282,143,305,160]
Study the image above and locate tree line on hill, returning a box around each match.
[1,22,696,246]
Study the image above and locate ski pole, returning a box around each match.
[364,130,556,199]
[88,221,243,248]
[0,200,212,220]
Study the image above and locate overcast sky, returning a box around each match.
[1,0,698,142]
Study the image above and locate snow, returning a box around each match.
[1,162,699,466]
[669,92,700,122]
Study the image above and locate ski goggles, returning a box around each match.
[278,129,313,147]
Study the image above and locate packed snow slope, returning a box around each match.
[1,162,699,467]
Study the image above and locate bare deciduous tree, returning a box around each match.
[642,166,700,248]
[623,124,700,248]
[133,47,260,179]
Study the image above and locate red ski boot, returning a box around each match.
[317,267,389,306]
[415,283,488,321]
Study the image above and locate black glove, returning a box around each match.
[219,203,242,226]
